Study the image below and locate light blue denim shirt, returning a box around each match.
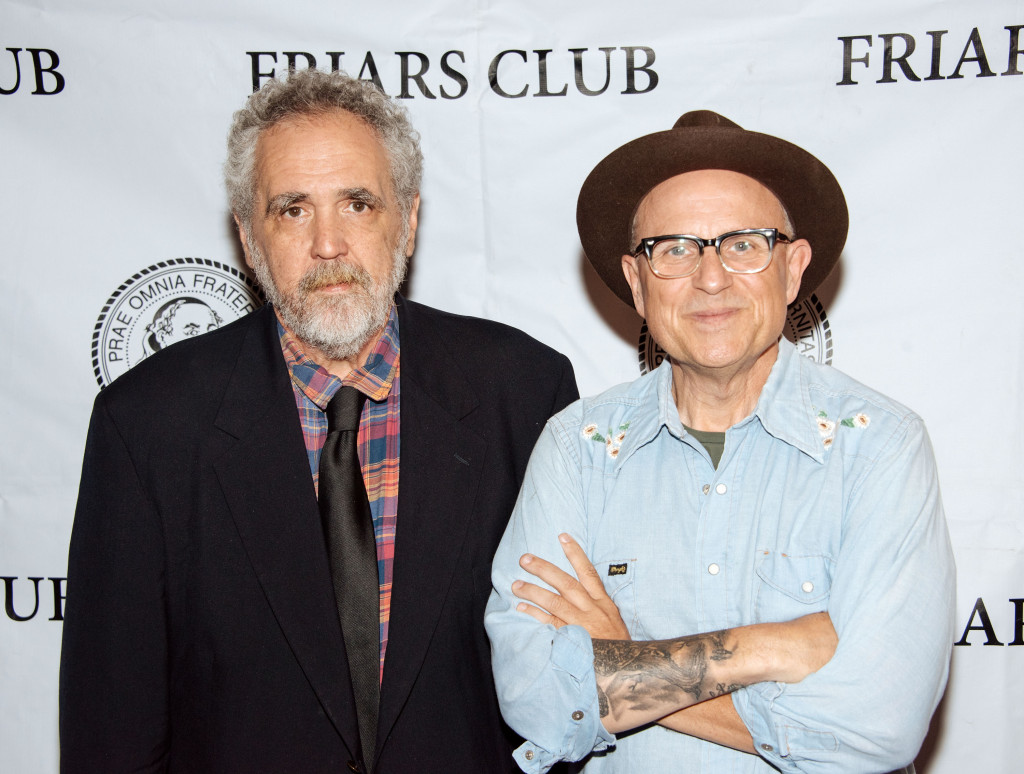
[486,340,955,773]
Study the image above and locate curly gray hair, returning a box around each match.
[224,68,423,231]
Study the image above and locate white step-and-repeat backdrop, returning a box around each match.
[3,0,1020,770]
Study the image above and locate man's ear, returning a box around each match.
[234,215,254,269]
[404,193,421,257]
[785,239,813,305]
[621,253,646,318]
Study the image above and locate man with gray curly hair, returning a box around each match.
[61,67,578,774]
[226,67,423,369]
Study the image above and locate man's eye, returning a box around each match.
[658,240,696,258]
[349,200,368,213]
[284,206,303,218]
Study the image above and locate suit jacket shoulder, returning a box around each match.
[96,303,283,425]
[396,296,577,436]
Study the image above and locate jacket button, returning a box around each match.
[572,710,584,720]
[524,749,535,761]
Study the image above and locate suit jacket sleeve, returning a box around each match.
[60,392,171,773]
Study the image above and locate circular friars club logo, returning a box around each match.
[92,258,264,388]
[783,294,833,365]
[637,293,835,375]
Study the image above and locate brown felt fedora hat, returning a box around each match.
[577,110,848,307]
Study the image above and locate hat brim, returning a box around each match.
[576,119,848,308]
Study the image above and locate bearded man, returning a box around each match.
[59,68,577,774]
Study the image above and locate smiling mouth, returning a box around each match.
[690,308,736,322]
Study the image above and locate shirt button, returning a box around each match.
[708,563,720,575]
[761,743,774,752]
[524,749,535,761]
[801,581,814,593]
[572,710,584,721]
[715,483,727,494]
[702,484,711,495]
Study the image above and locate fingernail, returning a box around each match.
[516,602,527,613]
[512,580,523,592]
[521,554,533,565]
[559,533,571,544]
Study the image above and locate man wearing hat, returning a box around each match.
[485,111,955,773]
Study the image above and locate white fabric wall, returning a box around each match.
[3,1,1019,770]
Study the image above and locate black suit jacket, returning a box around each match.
[60,298,578,773]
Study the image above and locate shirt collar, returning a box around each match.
[605,360,679,467]
[278,303,401,410]
[655,359,687,440]
[618,340,824,465]
[751,339,825,463]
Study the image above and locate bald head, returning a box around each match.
[631,170,794,248]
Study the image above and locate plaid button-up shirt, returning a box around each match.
[278,305,400,682]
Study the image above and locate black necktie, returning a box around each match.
[318,386,379,771]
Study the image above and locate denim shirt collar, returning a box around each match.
[753,339,826,464]
[621,340,825,467]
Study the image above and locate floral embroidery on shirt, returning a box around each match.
[582,422,630,458]
[847,412,870,428]
[815,410,870,449]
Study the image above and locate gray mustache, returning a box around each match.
[298,262,373,293]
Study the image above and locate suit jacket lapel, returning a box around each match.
[376,298,486,748]
[210,306,361,759]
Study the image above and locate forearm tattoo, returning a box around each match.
[592,630,744,720]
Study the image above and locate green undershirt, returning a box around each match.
[684,425,726,469]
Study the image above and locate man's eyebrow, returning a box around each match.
[264,188,387,217]
[265,192,308,217]
[342,187,387,211]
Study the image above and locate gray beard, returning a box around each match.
[248,235,408,362]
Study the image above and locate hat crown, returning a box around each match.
[672,110,741,131]
[578,108,848,308]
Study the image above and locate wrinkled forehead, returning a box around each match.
[253,109,391,189]
[633,169,790,234]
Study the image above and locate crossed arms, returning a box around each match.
[513,534,836,742]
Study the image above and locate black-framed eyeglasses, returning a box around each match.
[631,228,792,278]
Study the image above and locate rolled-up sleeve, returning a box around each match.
[485,415,615,773]
[733,418,955,772]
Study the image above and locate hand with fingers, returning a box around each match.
[511,532,631,641]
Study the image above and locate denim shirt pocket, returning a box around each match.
[753,552,832,622]
[596,557,638,634]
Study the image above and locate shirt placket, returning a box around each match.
[691,429,739,634]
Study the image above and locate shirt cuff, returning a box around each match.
[512,625,615,773]
[733,683,838,771]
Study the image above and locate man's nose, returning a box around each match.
[311,210,349,260]
[690,249,733,294]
